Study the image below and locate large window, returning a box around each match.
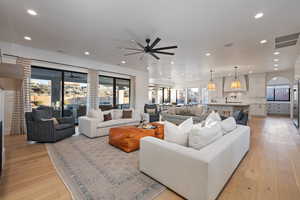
[267,85,290,101]
[187,88,200,104]
[63,72,88,120]
[170,89,177,104]
[177,89,186,104]
[99,75,131,109]
[31,67,88,121]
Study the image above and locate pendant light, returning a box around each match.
[207,69,216,91]
[230,66,241,89]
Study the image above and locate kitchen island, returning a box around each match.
[207,103,250,117]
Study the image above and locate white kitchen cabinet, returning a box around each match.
[224,75,247,92]
[248,74,266,98]
[250,103,267,116]
[267,102,290,115]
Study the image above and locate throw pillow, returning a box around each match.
[103,113,112,121]
[146,108,156,115]
[220,117,237,134]
[32,109,51,121]
[205,111,221,127]
[122,110,132,119]
[189,122,223,150]
[41,117,59,125]
[164,117,193,146]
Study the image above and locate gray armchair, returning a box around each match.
[25,107,75,143]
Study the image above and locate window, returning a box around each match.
[187,88,200,104]
[267,85,290,101]
[116,78,130,108]
[170,89,177,104]
[163,88,171,103]
[177,89,186,104]
[63,72,88,120]
[99,75,131,109]
[148,87,156,103]
[31,67,62,115]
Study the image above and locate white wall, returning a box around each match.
[0,41,149,113]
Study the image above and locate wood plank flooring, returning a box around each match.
[1,116,300,200]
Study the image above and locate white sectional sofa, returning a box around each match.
[79,109,147,138]
[139,125,250,200]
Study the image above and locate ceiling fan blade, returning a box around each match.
[153,45,178,51]
[135,41,145,50]
[149,52,160,60]
[122,47,144,51]
[124,52,144,56]
[153,51,175,55]
[150,37,161,49]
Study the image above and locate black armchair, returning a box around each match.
[232,110,248,125]
[144,104,160,122]
[25,107,75,143]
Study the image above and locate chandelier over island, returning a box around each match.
[207,69,216,91]
[231,66,241,89]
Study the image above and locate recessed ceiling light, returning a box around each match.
[146,67,150,70]
[260,40,267,44]
[254,12,264,19]
[24,36,31,41]
[205,53,211,56]
[273,51,280,55]
[121,60,126,64]
[273,59,279,62]
[249,70,253,74]
[274,67,279,71]
[274,64,279,67]
[84,51,90,55]
[170,61,174,65]
[27,9,37,16]
[273,77,278,80]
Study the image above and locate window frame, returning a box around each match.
[267,85,291,102]
[99,75,131,108]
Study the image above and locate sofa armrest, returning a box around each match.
[32,120,56,141]
[78,116,100,138]
[139,137,209,200]
[57,116,75,125]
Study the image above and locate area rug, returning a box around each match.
[46,135,166,200]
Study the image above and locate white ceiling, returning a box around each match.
[1,0,300,83]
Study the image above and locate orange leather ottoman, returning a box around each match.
[109,126,156,153]
[150,122,164,139]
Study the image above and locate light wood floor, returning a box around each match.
[1,116,300,200]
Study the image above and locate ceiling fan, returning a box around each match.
[123,37,178,60]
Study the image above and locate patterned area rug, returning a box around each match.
[46,135,166,200]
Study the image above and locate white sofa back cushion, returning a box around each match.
[87,109,103,121]
[189,122,223,150]
[220,117,237,134]
[205,111,221,127]
[164,118,193,146]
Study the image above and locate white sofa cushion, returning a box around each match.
[220,117,237,134]
[87,109,103,121]
[189,122,223,150]
[205,111,221,127]
[164,118,193,146]
[97,118,139,128]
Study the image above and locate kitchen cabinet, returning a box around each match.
[248,74,266,98]
[267,102,290,115]
[250,103,267,116]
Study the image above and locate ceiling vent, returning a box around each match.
[275,32,300,49]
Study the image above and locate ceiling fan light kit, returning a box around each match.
[230,66,241,89]
[124,37,178,60]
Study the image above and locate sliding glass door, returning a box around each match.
[31,67,88,121]
[31,67,62,117]
[63,72,88,121]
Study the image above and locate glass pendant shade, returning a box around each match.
[208,81,216,91]
[207,69,216,91]
[230,66,241,89]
